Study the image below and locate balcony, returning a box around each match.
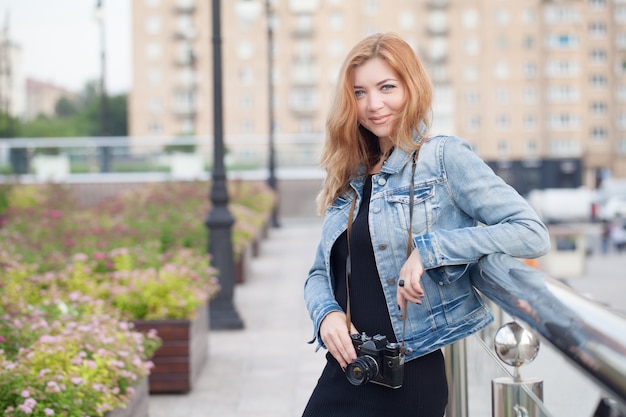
[426,0,449,8]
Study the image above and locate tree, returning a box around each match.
[55,96,80,118]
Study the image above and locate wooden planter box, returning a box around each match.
[132,303,209,394]
[105,377,149,417]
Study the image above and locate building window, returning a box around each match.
[547,85,580,102]
[495,88,510,103]
[148,69,161,85]
[523,36,535,49]
[590,0,606,9]
[495,9,510,25]
[237,41,254,60]
[466,115,480,131]
[545,6,580,23]
[590,74,608,88]
[240,95,253,110]
[524,86,538,103]
[617,85,626,102]
[525,139,538,157]
[241,119,254,133]
[146,42,162,60]
[546,60,580,77]
[494,61,510,79]
[464,65,479,82]
[618,138,626,154]
[465,37,480,55]
[591,101,607,116]
[591,126,608,141]
[618,112,626,129]
[546,33,579,49]
[497,140,510,156]
[465,90,479,105]
[496,36,509,51]
[617,6,626,24]
[148,97,162,113]
[364,0,379,15]
[617,33,626,50]
[589,21,607,37]
[522,9,536,24]
[548,113,580,130]
[549,139,581,157]
[462,9,479,28]
[524,114,538,130]
[179,118,194,135]
[239,67,254,85]
[290,88,317,111]
[148,121,163,135]
[329,40,344,57]
[590,49,607,63]
[399,11,416,30]
[145,0,161,6]
[299,117,313,133]
[145,16,161,34]
[329,11,344,30]
[524,62,538,78]
[496,114,511,130]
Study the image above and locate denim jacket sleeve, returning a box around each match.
[413,136,550,270]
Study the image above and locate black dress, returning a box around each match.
[302,176,448,417]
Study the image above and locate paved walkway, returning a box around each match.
[148,218,626,417]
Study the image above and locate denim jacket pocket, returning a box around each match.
[427,264,471,285]
[385,185,435,232]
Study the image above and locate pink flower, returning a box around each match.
[44,408,55,416]
[0,335,5,342]
[93,252,106,260]
[21,390,30,398]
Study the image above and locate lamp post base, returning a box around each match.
[209,299,244,330]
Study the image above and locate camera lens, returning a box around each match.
[345,356,379,386]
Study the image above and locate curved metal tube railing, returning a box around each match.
[470,253,626,414]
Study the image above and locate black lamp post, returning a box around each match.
[206,0,244,330]
[94,0,111,172]
[265,0,280,228]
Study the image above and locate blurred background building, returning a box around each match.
[129,0,626,194]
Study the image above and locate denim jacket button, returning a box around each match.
[378,178,387,186]
[373,207,381,213]
[439,281,444,286]
[405,347,413,355]
[387,278,395,286]
[378,244,387,250]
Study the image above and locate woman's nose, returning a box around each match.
[367,92,384,111]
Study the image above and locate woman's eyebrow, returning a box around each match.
[353,78,397,89]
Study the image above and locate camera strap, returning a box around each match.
[345,152,417,355]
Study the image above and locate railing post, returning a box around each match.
[445,339,468,417]
[492,322,543,417]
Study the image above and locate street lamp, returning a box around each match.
[265,0,280,228]
[236,0,280,228]
[93,0,111,172]
[206,0,244,330]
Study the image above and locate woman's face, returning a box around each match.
[353,57,405,140]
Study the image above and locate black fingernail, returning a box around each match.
[398,304,401,310]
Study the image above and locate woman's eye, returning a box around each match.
[354,90,365,98]
[381,84,396,91]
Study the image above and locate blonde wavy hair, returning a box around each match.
[316,33,433,214]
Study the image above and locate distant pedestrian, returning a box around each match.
[600,220,611,254]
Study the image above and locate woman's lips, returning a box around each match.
[369,115,391,125]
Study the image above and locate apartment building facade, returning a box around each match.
[130,0,626,192]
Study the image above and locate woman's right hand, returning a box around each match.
[319,311,358,370]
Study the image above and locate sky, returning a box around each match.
[1,0,131,94]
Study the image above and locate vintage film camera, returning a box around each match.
[345,333,404,389]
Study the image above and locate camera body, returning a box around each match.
[346,333,404,389]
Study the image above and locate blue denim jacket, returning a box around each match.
[304,134,550,362]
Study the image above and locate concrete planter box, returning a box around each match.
[105,377,149,417]
[132,303,209,394]
[32,154,70,181]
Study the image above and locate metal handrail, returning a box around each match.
[470,253,626,414]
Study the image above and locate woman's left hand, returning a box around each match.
[397,249,425,308]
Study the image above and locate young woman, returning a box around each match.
[302,33,550,417]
